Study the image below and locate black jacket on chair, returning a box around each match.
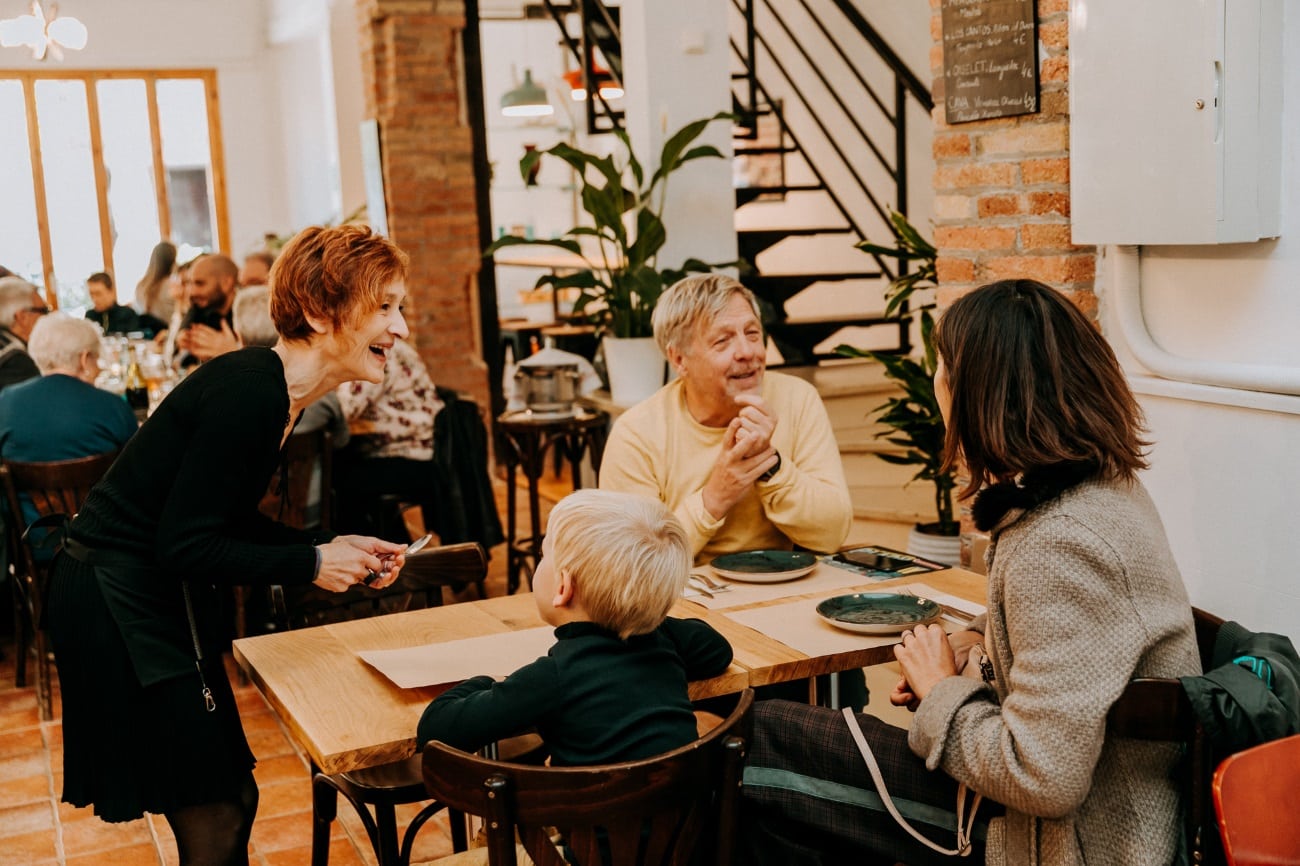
[429,387,504,550]
[1181,620,1300,754]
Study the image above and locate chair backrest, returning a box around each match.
[1212,732,1300,865]
[271,540,488,630]
[1107,607,1225,865]
[259,427,333,531]
[1,451,118,614]
[422,687,754,866]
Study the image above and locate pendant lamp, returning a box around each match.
[500,69,553,118]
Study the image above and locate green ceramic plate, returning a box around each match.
[708,550,818,583]
[816,593,943,635]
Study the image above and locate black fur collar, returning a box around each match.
[972,461,1099,532]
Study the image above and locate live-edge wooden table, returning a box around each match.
[233,567,986,775]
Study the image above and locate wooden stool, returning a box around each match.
[495,408,608,593]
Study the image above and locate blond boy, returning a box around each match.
[417,489,732,765]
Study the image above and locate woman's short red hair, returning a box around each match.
[269,224,408,342]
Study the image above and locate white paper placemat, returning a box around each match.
[724,582,987,658]
[357,626,556,689]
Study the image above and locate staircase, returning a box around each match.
[531,0,941,533]
[728,0,933,365]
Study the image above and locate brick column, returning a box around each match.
[928,0,1096,317]
[354,0,488,407]
[927,0,1098,564]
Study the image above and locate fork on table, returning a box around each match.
[689,571,731,593]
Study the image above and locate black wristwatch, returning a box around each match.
[759,450,781,482]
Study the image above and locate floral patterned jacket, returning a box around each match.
[337,340,441,461]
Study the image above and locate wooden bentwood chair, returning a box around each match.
[1105,607,1226,866]
[292,541,548,866]
[419,688,756,866]
[1,451,119,721]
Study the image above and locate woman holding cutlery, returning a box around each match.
[741,279,1200,865]
[45,224,412,866]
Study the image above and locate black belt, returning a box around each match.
[61,535,155,570]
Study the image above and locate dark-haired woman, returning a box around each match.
[46,225,414,866]
[134,240,177,335]
[741,279,1200,866]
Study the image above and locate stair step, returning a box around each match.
[765,315,902,365]
[749,271,882,292]
[739,226,850,239]
[734,144,796,156]
[738,225,852,259]
[734,184,825,207]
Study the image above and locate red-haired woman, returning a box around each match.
[46,225,415,866]
[741,280,1200,866]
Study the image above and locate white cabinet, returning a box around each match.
[1069,0,1281,244]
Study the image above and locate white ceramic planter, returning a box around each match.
[907,525,962,566]
[603,336,666,407]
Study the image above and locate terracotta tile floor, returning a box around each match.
[0,470,554,866]
[0,649,470,866]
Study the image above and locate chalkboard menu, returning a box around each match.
[941,0,1039,124]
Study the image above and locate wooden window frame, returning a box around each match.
[0,68,228,308]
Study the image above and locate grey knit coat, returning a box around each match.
[909,477,1201,865]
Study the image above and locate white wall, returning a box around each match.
[1097,5,1300,643]
[3,0,363,257]
[3,0,293,257]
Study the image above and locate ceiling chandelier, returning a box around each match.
[0,1,88,61]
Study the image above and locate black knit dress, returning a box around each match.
[46,348,333,822]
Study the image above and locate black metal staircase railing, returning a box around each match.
[524,0,934,364]
[730,0,935,363]
[539,0,624,135]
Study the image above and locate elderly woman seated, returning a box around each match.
[334,338,441,537]
[0,313,137,467]
[0,314,137,537]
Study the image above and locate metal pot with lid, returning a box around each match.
[514,347,583,416]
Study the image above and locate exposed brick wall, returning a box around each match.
[928,0,1095,315]
[928,0,1098,563]
[353,0,489,408]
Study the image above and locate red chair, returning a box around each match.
[1212,733,1300,865]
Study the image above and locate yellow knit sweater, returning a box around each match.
[599,372,852,564]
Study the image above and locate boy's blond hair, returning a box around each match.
[546,489,689,638]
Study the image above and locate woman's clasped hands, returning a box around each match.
[313,535,410,592]
[890,626,983,711]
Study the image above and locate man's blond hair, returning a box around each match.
[651,274,761,359]
[546,489,689,638]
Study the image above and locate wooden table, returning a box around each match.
[234,567,987,775]
[233,594,750,774]
[683,567,987,688]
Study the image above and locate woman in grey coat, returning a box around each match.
[741,279,1201,865]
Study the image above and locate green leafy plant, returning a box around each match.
[836,211,957,536]
[484,112,734,339]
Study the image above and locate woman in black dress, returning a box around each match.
[46,224,415,866]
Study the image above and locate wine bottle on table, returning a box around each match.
[124,345,150,423]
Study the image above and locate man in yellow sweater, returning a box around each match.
[599,274,852,564]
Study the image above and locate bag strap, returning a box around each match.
[841,707,981,857]
[181,582,217,713]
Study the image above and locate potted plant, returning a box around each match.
[485,111,734,405]
[836,211,960,564]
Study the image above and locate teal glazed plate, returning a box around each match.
[816,593,943,635]
[709,550,818,583]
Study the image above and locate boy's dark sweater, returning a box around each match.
[417,616,732,766]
